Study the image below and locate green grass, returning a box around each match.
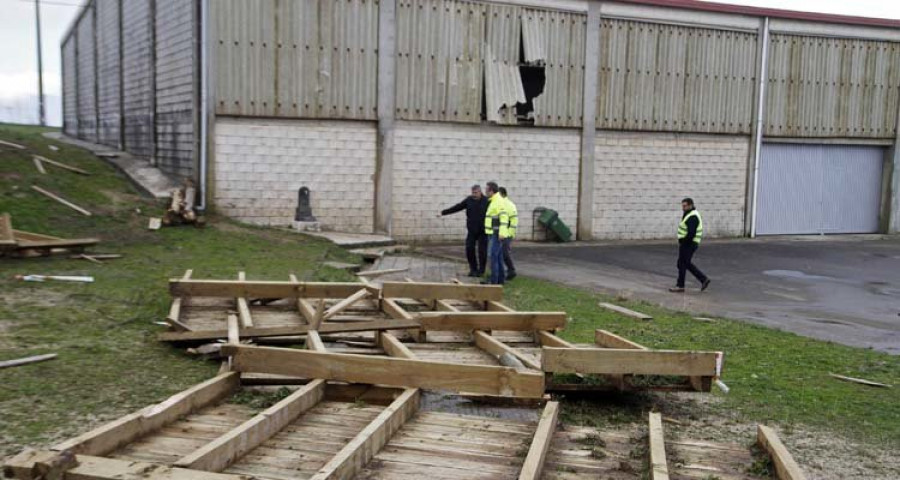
[502,277,900,446]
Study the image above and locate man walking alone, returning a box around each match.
[670,198,711,293]
[438,184,488,277]
[482,181,510,285]
[498,187,517,280]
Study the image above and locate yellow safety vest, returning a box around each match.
[505,198,518,239]
[677,210,703,244]
[484,194,510,237]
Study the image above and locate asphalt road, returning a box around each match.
[428,237,900,354]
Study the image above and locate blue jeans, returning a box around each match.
[489,234,505,284]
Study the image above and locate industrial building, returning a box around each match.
[60,0,900,241]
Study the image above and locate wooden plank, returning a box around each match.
[474,331,541,370]
[33,156,46,174]
[598,302,653,320]
[170,279,365,298]
[487,301,515,312]
[3,450,247,480]
[356,267,409,277]
[226,315,240,345]
[535,330,576,348]
[541,348,719,376]
[289,274,317,324]
[309,388,421,480]
[757,425,807,480]
[594,329,648,350]
[173,379,327,472]
[378,332,416,359]
[166,270,193,331]
[236,272,253,328]
[13,236,100,249]
[53,372,239,456]
[0,353,57,369]
[417,312,566,331]
[33,155,91,175]
[0,213,14,246]
[31,185,92,216]
[518,401,559,480]
[322,289,371,321]
[649,412,670,480]
[382,281,503,302]
[382,298,414,320]
[307,330,327,352]
[11,229,63,241]
[157,318,423,342]
[829,373,892,388]
[222,345,545,398]
[0,139,26,149]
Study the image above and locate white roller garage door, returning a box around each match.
[756,144,884,235]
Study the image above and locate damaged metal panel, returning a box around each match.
[76,4,97,142]
[96,0,121,148]
[525,8,586,128]
[597,19,756,134]
[62,36,78,136]
[484,45,525,124]
[156,0,197,179]
[214,0,378,120]
[122,0,154,157]
[765,34,900,138]
[395,0,486,123]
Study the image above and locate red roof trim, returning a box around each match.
[618,0,900,29]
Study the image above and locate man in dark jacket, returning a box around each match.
[670,198,711,293]
[438,184,489,277]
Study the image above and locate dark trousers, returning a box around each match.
[502,237,515,274]
[488,234,505,284]
[677,242,707,288]
[465,230,488,274]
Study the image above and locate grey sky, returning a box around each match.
[1,0,899,126]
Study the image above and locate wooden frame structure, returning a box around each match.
[0,213,99,257]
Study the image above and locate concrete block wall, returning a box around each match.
[214,118,376,232]
[96,0,121,148]
[592,131,749,239]
[392,122,581,241]
[76,8,96,142]
[122,0,153,158]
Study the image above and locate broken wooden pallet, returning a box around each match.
[0,213,99,257]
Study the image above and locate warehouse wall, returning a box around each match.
[62,37,77,136]
[75,7,96,142]
[214,118,376,232]
[391,122,581,241]
[96,0,121,148]
[121,0,154,158]
[592,132,749,239]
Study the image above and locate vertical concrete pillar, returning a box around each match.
[577,1,601,241]
[374,0,397,235]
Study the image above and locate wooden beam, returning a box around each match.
[378,332,416,359]
[310,387,420,480]
[487,301,515,312]
[236,272,253,327]
[356,267,409,277]
[381,297,424,342]
[536,330,576,348]
[417,312,566,331]
[382,281,503,302]
[166,270,193,331]
[4,450,247,480]
[32,185,92,216]
[518,401,559,480]
[0,353,57,369]
[598,302,652,320]
[174,380,327,472]
[222,345,545,398]
[594,329,648,350]
[53,372,239,456]
[541,348,719,376]
[474,331,541,371]
[0,213,14,247]
[757,425,807,480]
[33,155,91,175]
[158,318,422,342]
[322,288,370,321]
[289,274,317,324]
[648,412,670,480]
[829,373,892,388]
[307,330,326,352]
[169,279,365,298]
[226,314,240,345]
[434,299,458,312]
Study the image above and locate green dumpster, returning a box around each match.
[536,208,573,242]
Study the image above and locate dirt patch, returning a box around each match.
[0,289,68,308]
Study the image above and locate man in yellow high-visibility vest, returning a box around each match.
[670,197,711,293]
[499,187,517,280]
[482,181,510,285]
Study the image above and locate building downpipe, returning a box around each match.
[198,0,209,211]
[750,17,770,238]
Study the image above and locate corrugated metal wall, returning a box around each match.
[765,34,900,139]
[122,0,154,157]
[62,37,78,136]
[155,0,197,178]
[213,0,378,120]
[525,8,586,128]
[96,0,121,148]
[395,0,485,123]
[597,19,757,134]
[76,5,97,141]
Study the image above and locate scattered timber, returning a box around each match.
[0,353,57,369]
[648,412,670,480]
[0,139,26,149]
[31,185,92,216]
[518,401,559,480]
[598,302,653,320]
[33,156,46,174]
[757,425,807,480]
[828,373,891,388]
[356,267,409,277]
[32,155,90,175]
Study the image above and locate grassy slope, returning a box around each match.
[0,124,358,456]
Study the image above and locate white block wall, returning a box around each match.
[593,131,749,239]
[214,118,376,232]
[392,123,581,241]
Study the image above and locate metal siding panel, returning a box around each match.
[96,0,121,148]
[122,0,153,157]
[529,8,585,127]
[62,37,78,136]
[76,5,97,141]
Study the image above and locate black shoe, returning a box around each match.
[466,271,479,277]
[668,287,685,293]
[701,279,711,292]
[506,272,517,280]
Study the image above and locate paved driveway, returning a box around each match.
[427,237,900,354]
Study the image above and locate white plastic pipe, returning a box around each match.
[750,17,770,238]
[198,0,209,211]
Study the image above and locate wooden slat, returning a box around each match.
[32,185,92,216]
[33,155,91,175]
[356,267,409,277]
[0,353,57,369]
[828,373,892,388]
[33,156,46,174]
[10,229,62,242]
[757,425,807,480]
[289,274,317,324]
[3,450,246,480]
[166,270,193,331]
[598,302,653,320]
[226,315,240,345]
[474,331,541,370]
[417,312,566,331]
[487,301,515,312]
[0,213,14,246]
[382,298,414,320]
[309,388,421,480]
[223,345,545,398]
[322,289,371,321]
[158,318,422,342]
[541,348,719,376]
[235,272,253,327]
[170,279,365,298]
[535,330,576,348]
[382,281,503,302]
[594,329,648,350]
[378,332,416,359]
[307,330,327,352]
[174,379,327,472]
[518,401,559,480]
[649,412,670,480]
[53,372,240,456]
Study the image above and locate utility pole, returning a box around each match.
[35,0,46,126]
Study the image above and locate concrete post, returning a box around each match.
[374,0,397,235]
[577,1,601,241]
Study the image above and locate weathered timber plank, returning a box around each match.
[378,332,416,359]
[322,289,371,321]
[236,272,253,327]
[0,353,57,369]
[486,301,515,312]
[598,302,653,320]
[381,298,414,320]
[169,280,365,298]
[158,319,422,342]
[307,330,327,352]
[0,213,14,246]
[541,348,719,376]
[226,315,240,345]
[535,331,576,348]
[53,372,240,456]
[594,329,648,350]
[417,312,566,332]
[474,331,541,370]
[222,345,545,398]
[518,401,559,480]
[757,425,807,480]
[166,270,193,331]
[649,412,670,480]
[382,282,503,302]
[32,185,92,216]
